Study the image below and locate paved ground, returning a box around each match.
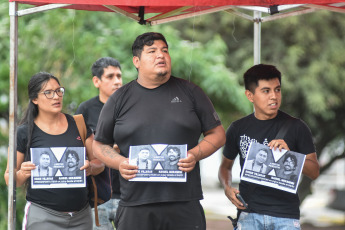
[202,188,345,230]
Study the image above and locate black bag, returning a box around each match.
[73,114,112,226]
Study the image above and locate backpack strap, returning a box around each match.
[73,114,101,226]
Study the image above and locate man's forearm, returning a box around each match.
[303,152,320,180]
[189,125,225,161]
[93,140,126,170]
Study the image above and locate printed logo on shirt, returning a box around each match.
[239,134,268,159]
[213,112,220,121]
[171,97,182,103]
[76,136,81,141]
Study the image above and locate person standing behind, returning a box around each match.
[76,57,122,132]
[93,32,226,230]
[218,64,320,229]
[75,57,122,229]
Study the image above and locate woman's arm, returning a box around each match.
[4,150,36,187]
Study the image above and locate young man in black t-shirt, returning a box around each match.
[93,32,226,230]
[219,64,320,229]
[76,57,122,229]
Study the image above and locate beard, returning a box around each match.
[157,70,168,77]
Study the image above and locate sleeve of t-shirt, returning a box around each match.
[223,122,239,160]
[16,124,28,154]
[295,119,316,155]
[86,123,93,139]
[75,101,87,118]
[192,85,222,133]
[94,96,116,145]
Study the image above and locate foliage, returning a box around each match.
[0,3,250,129]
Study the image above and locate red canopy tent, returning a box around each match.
[7,0,345,229]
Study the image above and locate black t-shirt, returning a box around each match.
[76,95,121,198]
[223,110,315,219]
[17,114,92,212]
[95,76,221,206]
[75,96,103,132]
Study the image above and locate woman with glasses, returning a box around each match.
[4,72,104,230]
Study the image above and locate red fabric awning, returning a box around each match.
[10,0,345,6]
[10,0,345,25]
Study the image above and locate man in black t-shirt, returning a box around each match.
[219,64,320,229]
[76,57,122,230]
[93,32,226,230]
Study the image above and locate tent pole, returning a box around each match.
[8,2,18,230]
[253,11,262,65]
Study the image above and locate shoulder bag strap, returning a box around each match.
[73,114,101,226]
[73,114,87,145]
[275,118,294,140]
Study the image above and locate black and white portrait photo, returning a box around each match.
[32,150,54,177]
[31,147,86,189]
[241,142,306,193]
[129,147,153,170]
[129,144,187,182]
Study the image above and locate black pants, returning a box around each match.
[115,200,206,230]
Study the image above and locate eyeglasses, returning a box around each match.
[39,87,65,99]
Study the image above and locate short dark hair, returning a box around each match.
[139,148,150,153]
[244,64,281,93]
[65,150,80,162]
[91,57,121,79]
[257,148,269,155]
[283,153,297,167]
[132,32,168,58]
[40,151,50,158]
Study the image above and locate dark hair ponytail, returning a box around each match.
[20,72,60,161]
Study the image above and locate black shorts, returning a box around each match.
[115,200,206,230]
